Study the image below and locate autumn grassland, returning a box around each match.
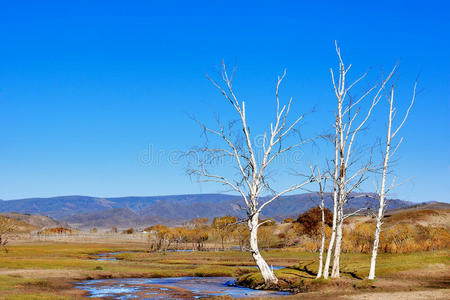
[0,204,448,299]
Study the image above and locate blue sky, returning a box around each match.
[0,1,448,202]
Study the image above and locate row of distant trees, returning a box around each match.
[2,208,447,256]
[146,216,260,252]
[145,216,273,252]
[142,208,448,254]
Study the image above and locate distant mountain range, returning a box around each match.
[0,193,414,229]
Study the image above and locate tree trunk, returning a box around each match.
[316,205,326,278]
[323,224,335,279]
[324,183,338,279]
[331,208,343,278]
[369,105,391,279]
[248,213,278,285]
[368,203,383,279]
[324,114,339,279]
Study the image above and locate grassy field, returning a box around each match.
[0,241,448,299]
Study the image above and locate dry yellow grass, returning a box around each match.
[0,232,448,299]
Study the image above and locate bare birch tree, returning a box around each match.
[188,62,312,285]
[326,43,397,278]
[368,74,416,280]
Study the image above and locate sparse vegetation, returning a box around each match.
[0,216,16,253]
[0,241,447,299]
[38,227,77,235]
[0,203,447,299]
[122,227,134,234]
[212,215,237,250]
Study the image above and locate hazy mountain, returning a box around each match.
[0,212,65,229]
[0,195,117,219]
[0,193,413,229]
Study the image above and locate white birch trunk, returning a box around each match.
[368,203,383,279]
[368,138,390,280]
[369,77,415,280]
[368,88,393,279]
[316,201,326,278]
[324,115,340,279]
[323,218,336,279]
[249,213,278,285]
[331,208,343,278]
[332,96,346,279]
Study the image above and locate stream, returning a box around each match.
[93,251,138,261]
[85,251,290,298]
[75,277,291,299]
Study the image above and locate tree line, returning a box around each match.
[144,208,448,255]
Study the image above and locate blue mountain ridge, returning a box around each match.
[0,193,412,223]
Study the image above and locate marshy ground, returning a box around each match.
[0,240,448,299]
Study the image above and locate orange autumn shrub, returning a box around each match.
[342,222,375,253]
[340,222,450,254]
[379,224,416,253]
[414,225,450,251]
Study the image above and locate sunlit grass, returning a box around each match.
[0,242,448,299]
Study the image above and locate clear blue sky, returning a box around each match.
[0,1,448,202]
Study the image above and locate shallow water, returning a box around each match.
[93,251,138,261]
[231,246,280,251]
[76,277,291,299]
[235,265,284,270]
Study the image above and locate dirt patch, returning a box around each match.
[394,263,450,280]
[344,289,450,300]
[0,269,86,279]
